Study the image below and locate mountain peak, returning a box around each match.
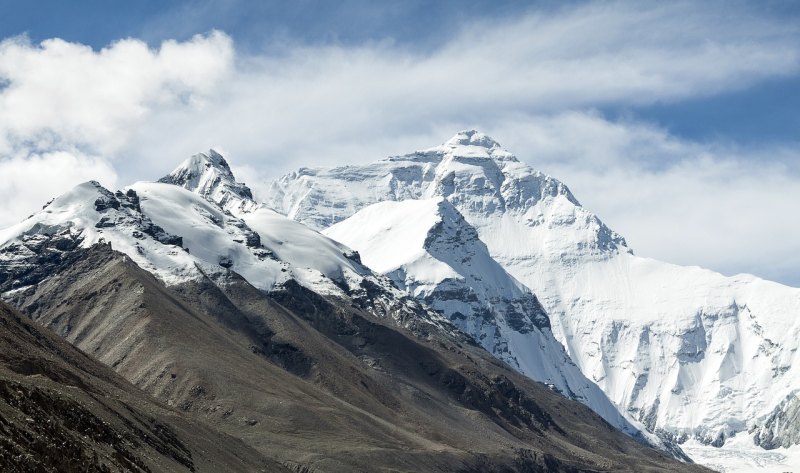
[159,149,257,214]
[199,148,232,171]
[164,149,233,182]
[444,129,501,149]
[437,130,517,163]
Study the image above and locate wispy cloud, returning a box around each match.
[0,1,798,284]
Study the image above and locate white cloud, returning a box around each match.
[0,31,231,227]
[0,151,117,227]
[0,2,799,284]
[0,31,232,155]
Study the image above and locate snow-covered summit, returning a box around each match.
[326,198,542,327]
[434,129,517,161]
[0,180,207,289]
[159,149,258,214]
[444,129,501,148]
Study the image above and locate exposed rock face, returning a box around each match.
[752,392,800,449]
[95,188,184,247]
[0,225,84,295]
[0,181,193,290]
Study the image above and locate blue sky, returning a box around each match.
[1,1,547,51]
[1,0,799,285]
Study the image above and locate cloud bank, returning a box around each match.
[1,1,799,284]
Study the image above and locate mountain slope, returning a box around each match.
[267,129,800,453]
[153,151,452,330]
[2,242,703,472]
[0,298,279,472]
[324,196,639,437]
[0,175,448,334]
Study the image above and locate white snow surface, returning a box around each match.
[133,181,370,296]
[267,129,800,462]
[682,434,800,473]
[0,180,336,293]
[326,199,446,277]
[243,206,363,291]
[156,149,384,296]
[130,182,291,290]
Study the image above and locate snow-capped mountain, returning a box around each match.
[162,151,363,291]
[0,153,451,334]
[324,196,642,437]
[267,130,800,456]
